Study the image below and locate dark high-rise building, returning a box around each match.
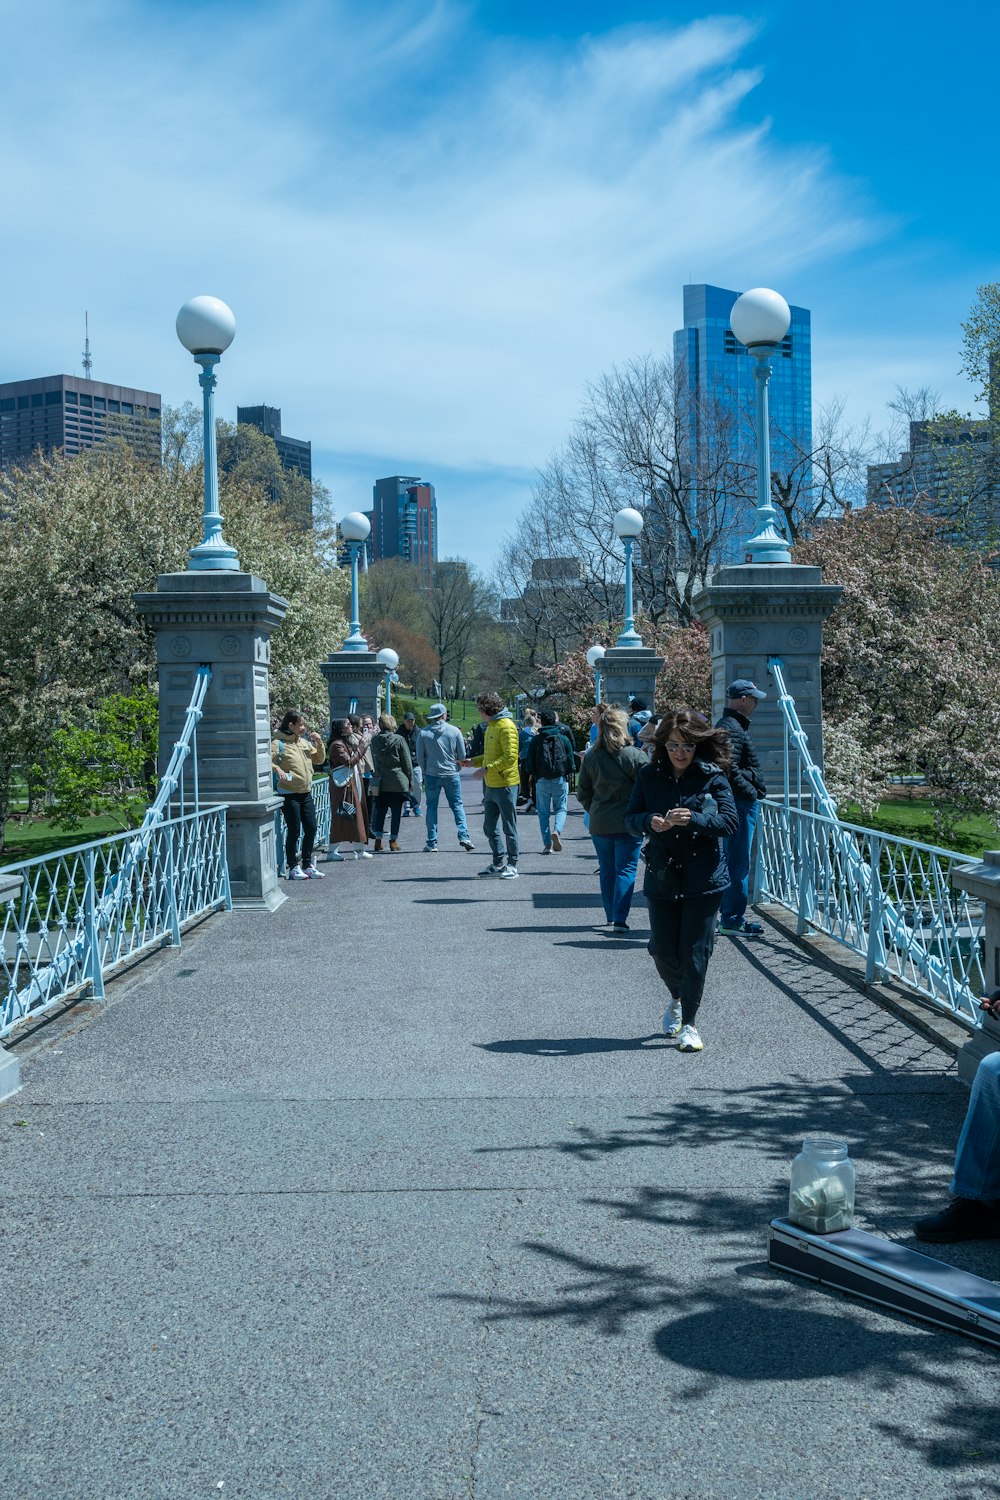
[236,405,312,482]
[673,283,812,559]
[0,374,162,468]
[369,475,438,578]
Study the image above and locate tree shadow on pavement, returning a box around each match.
[442,1201,1000,1494]
[471,1077,966,1221]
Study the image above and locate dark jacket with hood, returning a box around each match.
[624,756,738,901]
[715,708,767,804]
[527,723,576,781]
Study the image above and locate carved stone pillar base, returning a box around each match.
[599,647,664,711]
[321,651,385,726]
[134,570,289,912]
[693,563,842,791]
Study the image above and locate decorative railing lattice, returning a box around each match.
[757,657,985,1029]
[0,666,231,1040]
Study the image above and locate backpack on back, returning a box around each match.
[538,732,571,779]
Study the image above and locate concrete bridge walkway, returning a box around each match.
[2,804,998,1499]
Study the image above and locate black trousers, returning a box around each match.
[280,791,317,868]
[646,893,722,1026]
[372,792,405,839]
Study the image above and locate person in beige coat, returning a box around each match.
[271,711,327,879]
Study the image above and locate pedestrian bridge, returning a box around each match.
[2,806,997,1499]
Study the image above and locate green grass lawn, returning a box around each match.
[838,798,999,858]
[1,813,127,867]
[402,696,481,733]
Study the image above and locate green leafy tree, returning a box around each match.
[0,439,347,852]
[39,689,159,833]
[798,506,1000,836]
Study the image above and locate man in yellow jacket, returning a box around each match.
[465,692,521,879]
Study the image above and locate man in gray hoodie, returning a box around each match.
[416,703,476,853]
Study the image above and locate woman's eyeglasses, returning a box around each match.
[664,742,695,753]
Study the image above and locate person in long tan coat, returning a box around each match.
[326,719,372,860]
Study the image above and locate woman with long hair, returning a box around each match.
[326,718,373,861]
[624,709,738,1052]
[576,708,647,932]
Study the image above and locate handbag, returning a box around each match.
[340,798,357,819]
[330,764,352,788]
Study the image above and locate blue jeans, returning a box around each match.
[721,798,758,924]
[952,1052,1000,1200]
[591,833,642,926]
[424,773,470,846]
[535,777,568,846]
[483,783,519,867]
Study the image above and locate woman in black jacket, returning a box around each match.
[624,710,738,1052]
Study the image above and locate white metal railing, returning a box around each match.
[0,667,231,1039]
[759,656,985,1029]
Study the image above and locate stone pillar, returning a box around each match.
[135,571,288,912]
[321,650,384,726]
[693,563,842,794]
[599,646,664,712]
[0,872,22,1101]
[953,851,1000,1084]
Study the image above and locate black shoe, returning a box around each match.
[914,1196,1000,1242]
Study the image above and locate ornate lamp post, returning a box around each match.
[176,296,239,572]
[730,287,793,565]
[340,512,372,651]
[613,507,644,647]
[376,647,400,715]
[585,644,606,705]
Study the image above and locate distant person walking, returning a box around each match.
[465,692,520,879]
[517,709,539,810]
[271,711,327,880]
[715,679,768,937]
[576,707,646,931]
[398,711,423,818]
[369,713,413,853]
[417,703,475,853]
[625,710,738,1052]
[527,709,576,853]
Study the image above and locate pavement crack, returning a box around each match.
[467,1193,513,1498]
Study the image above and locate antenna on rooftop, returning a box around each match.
[82,312,93,379]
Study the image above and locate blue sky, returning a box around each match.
[3,0,996,572]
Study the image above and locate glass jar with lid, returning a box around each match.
[788,1137,855,1233]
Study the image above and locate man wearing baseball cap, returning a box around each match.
[716,679,768,937]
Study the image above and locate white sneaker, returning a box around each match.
[479,864,506,877]
[423,843,439,853]
[288,865,308,881]
[499,865,519,880]
[663,1000,682,1038]
[551,830,562,851]
[459,839,475,852]
[303,864,325,879]
[677,1024,703,1052]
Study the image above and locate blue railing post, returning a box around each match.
[83,849,106,1000]
[165,827,182,946]
[865,835,886,982]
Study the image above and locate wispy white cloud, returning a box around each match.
[2,1,886,561]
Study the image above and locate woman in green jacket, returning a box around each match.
[370,713,414,852]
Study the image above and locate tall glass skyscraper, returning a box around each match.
[673,284,812,558]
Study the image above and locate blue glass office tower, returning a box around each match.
[673,284,812,559]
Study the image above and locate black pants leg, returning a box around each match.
[647,894,722,1026]
[387,794,405,839]
[281,796,303,868]
[300,792,317,867]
